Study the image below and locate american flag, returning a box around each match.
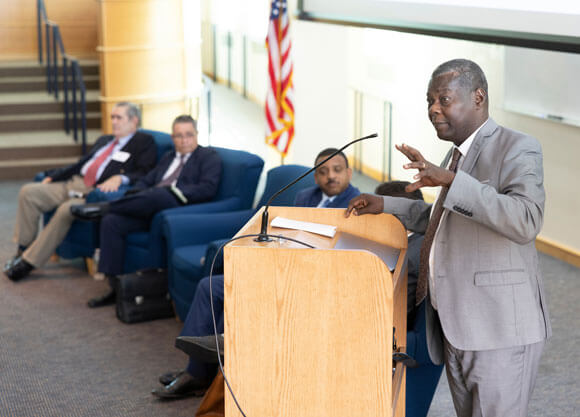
[265,0,294,157]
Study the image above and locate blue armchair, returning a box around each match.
[119,147,264,274]
[163,164,315,320]
[42,129,173,260]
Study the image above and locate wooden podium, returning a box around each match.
[223,206,408,417]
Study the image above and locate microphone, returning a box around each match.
[255,133,378,242]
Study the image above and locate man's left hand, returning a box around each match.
[396,143,455,192]
[97,175,123,192]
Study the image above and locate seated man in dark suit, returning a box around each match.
[151,154,361,399]
[294,147,360,207]
[71,115,222,307]
[4,102,156,281]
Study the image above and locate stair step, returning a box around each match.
[0,77,100,93]
[0,144,83,161]
[0,111,100,121]
[0,100,100,116]
[0,157,79,181]
[0,61,99,77]
[0,113,101,132]
[0,129,102,148]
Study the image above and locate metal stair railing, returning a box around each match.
[37,0,88,154]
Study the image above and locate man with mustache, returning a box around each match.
[294,147,360,208]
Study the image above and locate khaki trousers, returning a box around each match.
[14,176,93,267]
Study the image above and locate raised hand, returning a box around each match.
[396,143,455,192]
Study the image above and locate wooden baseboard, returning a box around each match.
[535,236,580,268]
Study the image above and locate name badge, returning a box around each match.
[112,150,130,163]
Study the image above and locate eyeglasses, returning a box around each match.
[172,133,196,140]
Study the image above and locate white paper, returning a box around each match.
[270,217,336,238]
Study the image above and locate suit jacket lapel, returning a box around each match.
[460,118,497,174]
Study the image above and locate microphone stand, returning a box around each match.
[255,133,378,242]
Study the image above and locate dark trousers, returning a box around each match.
[180,275,224,379]
[98,187,180,276]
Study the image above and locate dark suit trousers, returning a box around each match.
[98,188,180,276]
[180,275,224,379]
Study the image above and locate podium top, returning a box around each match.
[232,206,408,251]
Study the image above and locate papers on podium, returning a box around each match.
[270,216,337,238]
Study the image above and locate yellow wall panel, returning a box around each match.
[100,0,183,47]
[100,48,185,97]
[0,0,98,60]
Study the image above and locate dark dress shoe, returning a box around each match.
[70,202,110,221]
[151,371,210,399]
[87,289,116,308]
[4,257,34,281]
[3,255,20,272]
[159,370,183,386]
[175,334,224,364]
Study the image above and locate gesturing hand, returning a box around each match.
[344,193,384,217]
[396,143,455,192]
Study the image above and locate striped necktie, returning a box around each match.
[415,148,461,305]
[157,154,186,187]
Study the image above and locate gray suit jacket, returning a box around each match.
[383,119,551,364]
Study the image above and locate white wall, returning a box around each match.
[199,0,580,251]
[289,21,580,250]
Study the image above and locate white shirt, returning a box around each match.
[80,133,134,184]
[317,193,336,208]
[429,119,488,310]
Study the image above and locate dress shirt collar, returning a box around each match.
[455,118,488,159]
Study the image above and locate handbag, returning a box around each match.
[115,268,175,323]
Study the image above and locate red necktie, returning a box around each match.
[83,139,119,187]
[415,148,461,305]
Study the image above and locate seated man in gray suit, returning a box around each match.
[347,59,550,417]
[4,102,156,281]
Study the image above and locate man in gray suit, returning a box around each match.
[346,59,551,417]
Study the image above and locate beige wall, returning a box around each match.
[0,0,98,60]
[290,21,580,253]
[98,0,202,133]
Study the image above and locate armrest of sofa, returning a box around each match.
[162,209,257,254]
[201,238,231,277]
[85,186,131,203]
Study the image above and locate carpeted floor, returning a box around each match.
[0,181,202,417]
[0,179,579,416]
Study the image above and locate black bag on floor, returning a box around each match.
[115,268,175,324]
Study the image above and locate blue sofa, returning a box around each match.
[119,147,264,273]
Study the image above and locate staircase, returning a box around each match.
[0,60,102,180]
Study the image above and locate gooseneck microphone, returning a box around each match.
[255,133,378,242]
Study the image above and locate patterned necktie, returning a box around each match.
[415,148,461,305]
[321,198,332,208]
[83,139,119,187]
[157,154,186,187]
